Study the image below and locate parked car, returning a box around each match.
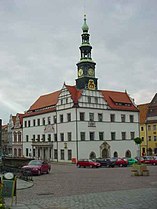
[21,160,51,175]
[125,158,137,165]
[93,158,115,167]
[111,157,128,167]
[140,156,157,165]
[76,159,101,168]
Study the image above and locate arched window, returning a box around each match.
[113,151,118,158]
[125,150,131,158]
[89,152,96,159]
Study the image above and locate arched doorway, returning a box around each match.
[100,142,110,158]
[125,150,131,158]
[89,152,96,159]
[102,148,109,158]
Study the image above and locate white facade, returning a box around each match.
[23,85,139,162]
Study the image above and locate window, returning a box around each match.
[37,135,40,141]
[28,120,31,127]
[60,133,64,141]
[141,126,144,131]
[130,132,135,140]
[121,114,125,122]
[90,132,95,141]
[60,114,63,123]
[129,115,134,123]
[89,113,94,121]
[154,136,157,141]
[99,132,104,141]
[33,135,35,140]
[42,118,45,125]
[37,119,40,126]
[18,131,21,142]
[24,121,27,127]
[14,132,17,142]
[142,137,144,141]
[153,125,156,131]
[60,149,64,160]
[67,113,71,122]
[95,97,98,104]
[54,134,57,142]
[88,96,91,103]
[80,132,85,141]
[42,134,45,142]
[148,136,151,141]
[122,132,126,140]
[80,112,85,121]
[67,132,72,141]
[26,135,29,142]
[110,114,115,122]
[48,134,51,141]
[98,113,103,122]
[53,116,57,124]
[68,150,72,160]
[148,125,151,131]
[54,149,58,159]
[48,117,51,124]
[111,132,116,140]
[33,119,36,126]
[26,148,29,157]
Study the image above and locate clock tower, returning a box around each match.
[76,15,98,90]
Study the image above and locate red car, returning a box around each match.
[77,159,101,168]
[21,160,51,175]
[111,157,128,167]
[140,156,157,165]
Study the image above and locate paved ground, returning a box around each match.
[4,164,157,209]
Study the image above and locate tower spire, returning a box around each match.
[75,15,98,90]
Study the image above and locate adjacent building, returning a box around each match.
[12,113,24,157]
[138,93,157,156]
[22,16,139,162]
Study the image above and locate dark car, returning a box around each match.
[76,159,101,168]
[94,158,115,167]
[21,160,51,175]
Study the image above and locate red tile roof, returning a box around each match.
[100,90,138,111]
[29,90,61,111]
[24,107,56,118]
[137,103,149,124]
[26,85,138,114]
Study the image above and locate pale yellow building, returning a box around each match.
[138,93,157,156]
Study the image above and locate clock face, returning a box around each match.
[78,68,83,77]
[88,68,94,76]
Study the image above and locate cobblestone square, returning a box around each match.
[13,164,157,209]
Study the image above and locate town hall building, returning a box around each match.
[23,16,139,162]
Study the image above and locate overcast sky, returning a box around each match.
[0,0,157,124]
